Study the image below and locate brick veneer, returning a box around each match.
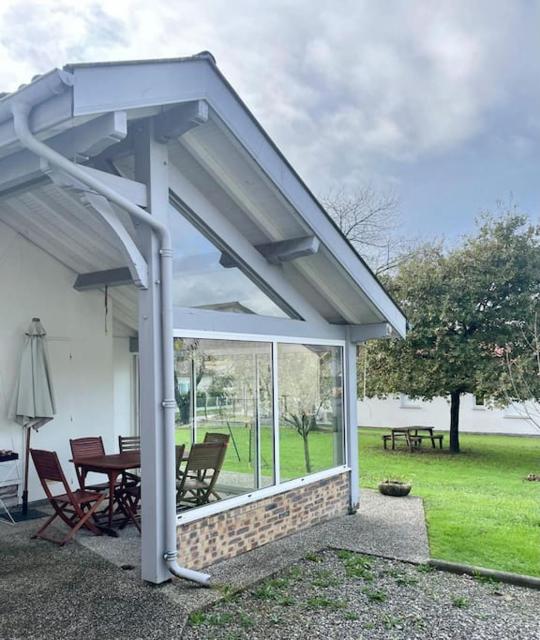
[177,471,350,569]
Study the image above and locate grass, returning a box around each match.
[176,424,540,577]
[358,428,540,577]
[451,595,470,609]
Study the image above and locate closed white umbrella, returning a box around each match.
[12,318,56,515]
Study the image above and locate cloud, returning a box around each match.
[0,0,539,198]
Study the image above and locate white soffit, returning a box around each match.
[0,182,139,331]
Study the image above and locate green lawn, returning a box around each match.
[176,424,540,576]
[358,428,540,577]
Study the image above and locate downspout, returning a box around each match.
[10,100,210,587]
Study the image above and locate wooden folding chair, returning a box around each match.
[176,443,227,507]
[117,435,141,496]
[118,435,140,452]
[202,434,229,499]
[70,436,110,493]
[114,484,141,533]
[115,445,187,533]
[175,444,186,483]
[30,449,105,546]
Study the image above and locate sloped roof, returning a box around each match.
[0,54,406,336]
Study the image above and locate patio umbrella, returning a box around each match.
[12,318,56,515]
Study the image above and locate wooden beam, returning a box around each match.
[74,267,133,291]
[78,191,148,289]
[256,235,320,265]
[153,100,208,143]
[347,322,394,343]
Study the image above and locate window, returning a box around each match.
[278,343,344,481]
[174,337,346,513]
[168,203,295,318]
[473,394,485,411]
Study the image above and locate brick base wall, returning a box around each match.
[177,471,350,569]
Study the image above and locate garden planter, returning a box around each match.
[378,480,412,497]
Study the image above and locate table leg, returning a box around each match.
[108,472,118,528]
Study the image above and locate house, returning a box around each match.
[0,54,406,584]
[358,394,539,436]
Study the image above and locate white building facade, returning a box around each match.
[358,393,539,436]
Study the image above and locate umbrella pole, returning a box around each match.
[22,428,31,515]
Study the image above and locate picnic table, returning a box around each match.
[382,426,444,451]
[73,451,140,528]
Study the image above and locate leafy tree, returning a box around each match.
[361,214,540,453]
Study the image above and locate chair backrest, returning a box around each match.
[175,444,186,480]
[30,449,72,500]
[119,435,141,453]
[70,437,105,460]
[177,442,227,503]
[203,432,230,445]
[185,442,226,473]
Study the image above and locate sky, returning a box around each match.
[0,0,539,245]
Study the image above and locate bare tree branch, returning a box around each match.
[320,185,415,274]
[502,310,540,430]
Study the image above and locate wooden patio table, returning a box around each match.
[384,426,443,451]
[73,451,140,529]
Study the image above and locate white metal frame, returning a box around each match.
[173,328,349,526]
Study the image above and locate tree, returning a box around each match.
[321,186,413,274]
[361,214,540,453]
[280,346,339,473]
[173,338,208,425]
[498,304,540,429]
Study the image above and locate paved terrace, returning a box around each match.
[0,490,428,639]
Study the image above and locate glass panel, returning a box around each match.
[169,204,293,318]
[174,339,196,449]
[174,338,274,510]
[278,343,344,481]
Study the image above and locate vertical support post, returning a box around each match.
[254,353,261,489]
[345,333,359,513]
[134,120,171,584]
[191,356,197,445]
[271,342,280,485]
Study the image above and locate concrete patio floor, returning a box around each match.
[0,489,429,639]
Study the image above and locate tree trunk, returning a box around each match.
[449,390,461,453]
[302,434,312,473]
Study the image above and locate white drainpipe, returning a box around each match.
[10,99,211,587]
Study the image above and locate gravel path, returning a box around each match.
[183,549,540,640]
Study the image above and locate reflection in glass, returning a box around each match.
[169,204,292,318]
[278,343,344,481]
[174,338,274,509]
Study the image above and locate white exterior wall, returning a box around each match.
[358,393,539,436]
[0,222,134,501]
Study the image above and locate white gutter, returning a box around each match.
[10,99,210,587]
[0,69,73,124]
